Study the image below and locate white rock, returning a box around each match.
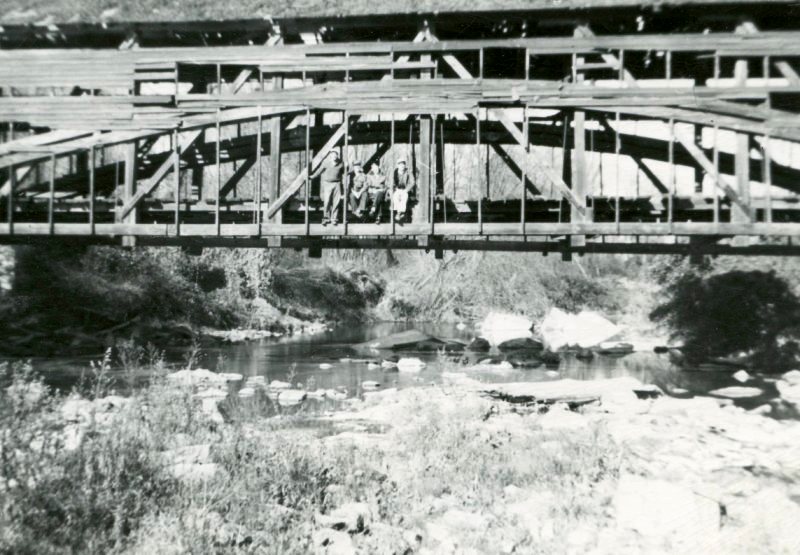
[306,389,328,400]
[361,381,381,391]
[277,389,306,407]
[538,409,587,431]
[614,474,720,547]
[776,380,800,405]
[732,369,751,383]
[456,322,467,331]
[268,380,291,390]
[539,308,620,351]
[709,386,763,399]
[478,311,533,346]
[319,363,333,370]
[170,462,219,482]
[237,387,256,398]
[381,359,398,369]
[367,362,380,370]
[397,357,426,372]
[781,369,800,385]
[325,389,347,401]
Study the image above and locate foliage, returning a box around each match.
[650,270,800,369]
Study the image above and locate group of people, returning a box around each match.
[310,150,415,226]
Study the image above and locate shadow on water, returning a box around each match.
[8,321,788,416]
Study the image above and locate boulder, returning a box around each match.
[359,329,463,352]
[614,474,721,546]
[237,387,256,399]
[594,341,634,356]
[781,369,800,385]
[361,381,381,391]
[709,386,763,399]
[776,380,800,407]
[277,389,306,407]
[319,363,333,370]
[466,337,491,352]
[506,354,543,368]
[539,308,620,351]
[366,362,380,370]
[397,357,426,373]
[497,337,544,353]
[268,380,291,390]
[732,369,751,383]
[478,312,534,346]
[167,368,241,386]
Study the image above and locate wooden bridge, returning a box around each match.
[1,2,800,257]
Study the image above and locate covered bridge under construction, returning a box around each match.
[1,1,800,257]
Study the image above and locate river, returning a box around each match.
[9,321,786,414]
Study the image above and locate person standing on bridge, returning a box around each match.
[311,150,344,226]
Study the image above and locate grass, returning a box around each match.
[0,353,624,554]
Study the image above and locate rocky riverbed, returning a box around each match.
[7,362,798,554]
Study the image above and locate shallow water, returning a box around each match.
[12,321,785,414]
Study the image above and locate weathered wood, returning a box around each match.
[269,114,283,223]
[571,110,587,246]
[118,129,203,220]
[415,115,432,224]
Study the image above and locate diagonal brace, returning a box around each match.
[490,143,542,196]
[266,115,360,218]
[118,129,203,220]
[219,156,255,198]
[674,131,751,218]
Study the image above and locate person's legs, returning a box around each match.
[321,181,334,223]
[370,191,385,221]
[330,182,342,223]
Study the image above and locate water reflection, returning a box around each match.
[14,321,784,413]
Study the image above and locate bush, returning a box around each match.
[650,270,800,369]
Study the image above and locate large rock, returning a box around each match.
[614,474,721,548]
[397,357,426,373]
[277,389,307,407]
[478,312,533,346]
[709,386,763,399]
[466,337,491,352]
[359,329,463,352]
[497,337,544,353]
[167,368,241,386]
[539,308,620,351]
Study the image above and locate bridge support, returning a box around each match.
[120,141,137,247]
[571,110,588,248]
[415,115,432,224]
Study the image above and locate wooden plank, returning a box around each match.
[220,156,256,198]
[490,143,541,196]
[733,132,751,223]
[674,130,751,218]
[232,68,254,93]
[266,115,359,218]
[118,129,202,220]
[571,110,587,246]
[416,115,432,224]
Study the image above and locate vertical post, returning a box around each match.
[615,112,621,230]
[764,134,772,223]
[89,145,95,234]
[763,56,771,109]
[216,110,221,235]
[694,125,703,193]
[524,48,530,80]
[618,49,625,82]
[476,108,482,234]
[49,154,55,236]
[305,107,311,236]
[416,114,432,224]
[712,125,719,224]
[733,132,750,224]
[7,163,14,235]
[665,50,672,80]
[343,111,350,233]
[269,113,282,224]
[571,110,586,246]
[520,105,528,233]
[255,106,262,229]
[668,118,674,230]
[478,48,484,79]
[216,63,221,95]
[434,115,445,198]
[173,129,180,233]
[121,140,137,246]
[390,113,395,233]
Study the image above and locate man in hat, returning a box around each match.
[391,158,414,223]
[310,149,344,225]
[348,161,368,220]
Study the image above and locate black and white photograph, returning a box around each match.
[1,1,800,553]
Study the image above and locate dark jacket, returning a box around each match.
[393,168,415,191]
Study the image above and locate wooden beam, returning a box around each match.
[598,117,669,194]
[571,110,587,246]
[491,109,586,216]
[219,156,255,198]
[266,115,359,219]
[774,61,800,86]
[733,132,751,223]
[674,130,751,218]
[118,129,202,220]
[416,115,432,224]
[232,68,254,93]
[490,143,541,196]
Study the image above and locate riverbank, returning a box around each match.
[2,361,799,554]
